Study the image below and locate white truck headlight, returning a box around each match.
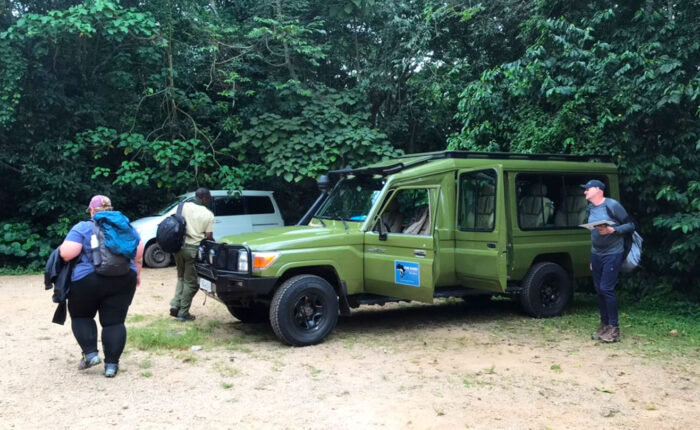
[237,251,249,272]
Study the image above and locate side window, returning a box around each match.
[214,197,245,216]
[516,174,607,230]
[376,188,432,235]
[245,196,275,215]
[458,169,497,231]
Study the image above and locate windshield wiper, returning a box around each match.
[340,218,349,231]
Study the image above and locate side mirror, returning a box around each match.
[377,218,388,241]
[317,175,331,193]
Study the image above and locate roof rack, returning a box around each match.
[398,151,613,163]
[329,151,612,177]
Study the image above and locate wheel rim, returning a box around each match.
[539,275,561,308]
[150,247,168,264]
[293,293,326,331]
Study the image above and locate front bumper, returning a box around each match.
[194,241,279,303]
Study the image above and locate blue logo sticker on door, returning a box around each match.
[394,260,420,287]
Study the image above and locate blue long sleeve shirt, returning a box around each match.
[587,198,635,256]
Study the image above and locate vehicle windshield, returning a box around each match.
[156,197,187,216]
[315,176,385,222]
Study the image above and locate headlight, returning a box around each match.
[252,252,279,271]
[237,251,249,272]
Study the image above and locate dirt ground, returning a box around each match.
[1,268,697,430]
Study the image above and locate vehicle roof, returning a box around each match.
[331,151,617,179]
[177,190,275,199]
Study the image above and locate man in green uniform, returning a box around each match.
[169,188,214,321]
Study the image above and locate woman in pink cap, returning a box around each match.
[59,195,143,377]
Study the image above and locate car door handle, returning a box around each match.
[414,249,427,257]
[487,242,496,248]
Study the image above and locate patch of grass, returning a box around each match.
[139,359,153,369]
[141,371,153,378]
[222,336,254,353]
[461,374,492,389]
[305,364,322,377]
[128,318,214,351]
[221,382,233,389]
[550,364,562,372]
[127,314,146,323]
[206,319,224,330]
[214,363,240,378]
[175,352,198,363]
[539,294,700,360]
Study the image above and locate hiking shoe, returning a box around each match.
[591,323,608,340]
[78,352,101,370]
[600,326,621,343]
[169,307,179,317]
[176,314,196,322]
[104,363,119,378]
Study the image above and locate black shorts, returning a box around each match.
[67,271,137,326]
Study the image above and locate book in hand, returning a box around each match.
[578,220,616,231]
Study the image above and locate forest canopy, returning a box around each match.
[0,0,698,296]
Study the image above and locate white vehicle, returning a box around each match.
[132,190,284,268]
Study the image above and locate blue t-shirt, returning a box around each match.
[65,220,138,281]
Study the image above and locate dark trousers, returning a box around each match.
[591,252,624,327]
[170,244,199,317]
[67,271,137,364]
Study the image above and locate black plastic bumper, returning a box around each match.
[195,262,279,302]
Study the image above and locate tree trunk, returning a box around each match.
[275,0,299,81]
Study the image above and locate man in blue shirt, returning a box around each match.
[582,179,634,343]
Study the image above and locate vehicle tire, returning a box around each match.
[226,303,269,323]
[519,262,572,318]
[270,275,339,346]
[144,243,172,268]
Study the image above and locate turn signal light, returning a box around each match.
[252,252,279,270]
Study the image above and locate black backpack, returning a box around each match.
[91,222,131,277]
[156,202,187,253]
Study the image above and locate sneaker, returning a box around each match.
[169,307,179,317]
[78,352,101,370]
[176,314,196,322]
[600,326,621,343]
[591,323,608,340]
[104,363,119,378]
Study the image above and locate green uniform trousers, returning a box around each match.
[170,244,199,317]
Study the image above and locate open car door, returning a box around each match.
[363,187,438,303]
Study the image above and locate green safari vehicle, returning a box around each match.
[195,151,618,346]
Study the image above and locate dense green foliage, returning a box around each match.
[0,1,697,297]
[448,1,699,294]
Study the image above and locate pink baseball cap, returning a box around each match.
[86,195,113,212]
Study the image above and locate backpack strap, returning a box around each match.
[604,199,634,258]
[176,202,185,217]
[604,199,628,225]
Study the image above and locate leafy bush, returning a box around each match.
[0,223,53,270]
[448,2,700,297]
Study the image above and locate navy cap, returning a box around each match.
[580,179,605,190]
